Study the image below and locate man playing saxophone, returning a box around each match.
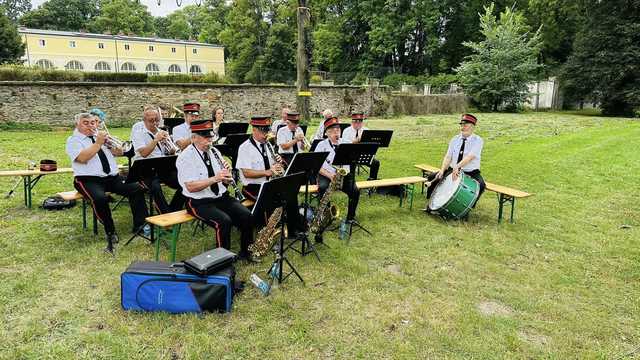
[236,116,303,236]
[314,116,360,239]
[130,106,185,213]
[176,119,255,262]
[276,111,307,164]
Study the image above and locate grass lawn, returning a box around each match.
[0,112,638,359]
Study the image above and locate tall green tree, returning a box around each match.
[90,0,155,36]
[0,0,30,22]
[456,3,542,111]
[561,0,640,116]
[19,0,100,31]
[0,9,25,63]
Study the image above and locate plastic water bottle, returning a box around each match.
[250,273,270,296]
[269,262,281,280]
[339,219,349,240]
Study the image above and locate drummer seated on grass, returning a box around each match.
[426,113,486,213]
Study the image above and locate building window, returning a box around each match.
[121,62,136,72]
[95,61,111,72]
[98,43,105,49]
[124,44,130,50]
[189,65,202,75]
[146,63,160,75]
[168,64,181,74]
[149,45,154,52]
[171,47,176,53]
[65,60,83,71]
[35,59,54,69]
[192,48,197,54]
[38,39,46,47]
[69,41,76,48]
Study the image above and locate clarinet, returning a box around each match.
[265,141,286,178]
[209,146,246,202]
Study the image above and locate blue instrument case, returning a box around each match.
[121,261,234,313]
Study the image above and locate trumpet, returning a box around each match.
[96,122,132,153]
[301,135,312,150]
[208,146,246,202]
[156,107,180,155]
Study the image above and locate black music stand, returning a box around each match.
[162,118,184,135]
[310,139,322,152]
[299,124,308,136]
[360,130,393,148]
[253,172,307,284]
[123,155,178,246]
[284,151,329,259]
[339,123,350,136]
[218,123,249,138]
[221,133,250,168]
[332,143,379,239]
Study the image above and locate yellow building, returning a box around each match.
[18,28,225,76]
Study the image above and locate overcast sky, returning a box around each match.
[29,0,203,17]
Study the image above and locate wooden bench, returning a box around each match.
[147,199,255,262]
[57,190,100,234]
[414,164,532,223]
[356,176,428,210]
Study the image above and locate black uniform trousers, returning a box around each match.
[243,183,303,233]
[366,158,380,180]
[185,193,254,257]
[144,169,185,213]
[426,167,486,206]
[74,175,148,235]
[318,171,360,220]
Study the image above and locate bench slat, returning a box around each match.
[356,176,427,189]
[147,210,194,227]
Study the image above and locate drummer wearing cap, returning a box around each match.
[314,116,360,231]
[341,112,380,180]
[236,116,303,235]
[276,111,306,164]
[427,113,486,206]
[176,119,255,261]
[172,102,201,150]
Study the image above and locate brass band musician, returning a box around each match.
[341,112,380,180]
[172,103,201,150]
[276,112,306,164]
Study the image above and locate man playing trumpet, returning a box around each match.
[277,111,307,164]
[130,106,185,213]
[176,119,255,261]
[236,116,303,235]
[66,112,148,254]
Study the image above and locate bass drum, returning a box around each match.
[428,172,480,219]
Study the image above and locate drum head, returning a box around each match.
[429,173,461,210]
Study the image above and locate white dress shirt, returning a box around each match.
[235,138,277,185]
[276,126,305,154]
[341,125,368,144]
[176,144,227,199]
[172,122,191,142]
[314,138,349,175]
[446,134,483,171]
[271,119,286,135]
[130,121,163,162]
[66,129,119,177]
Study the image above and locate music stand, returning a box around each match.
[162,118,184,135]
[339,123,350,136]
[332,143,379,239]
[284,151,329,259]
[218,123,249,138]
[123,155,178,246]
[222,133,250,168]
[252,172,307,284]
[360,130,393,148]
[299,125,308,136]
[310,139,322,152]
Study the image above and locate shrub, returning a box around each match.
[147,74,195,83]
[198,71,229,84]
[83,71,147,82]
[310,74,322,84]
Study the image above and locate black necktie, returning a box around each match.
[89,136,111,174]
[202,151,219,195]
[291,131,298,154]
[259,143,271,172]
[148,133,162,152]
[457,138,467,164]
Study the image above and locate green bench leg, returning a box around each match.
[497,194,516,224]
[154,224,182,262]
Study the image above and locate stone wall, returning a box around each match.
[0,82,390,126]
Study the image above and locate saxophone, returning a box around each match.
[249,142,288,257]
[309,167,348,235]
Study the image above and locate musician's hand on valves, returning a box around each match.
[273,163,283,174]
[96,131,108,146]
[295,134,305,142]
[155,130,168,142]
[435,169,444,180]
[264,169,273,177]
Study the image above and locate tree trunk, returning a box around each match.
[296,0,311,123]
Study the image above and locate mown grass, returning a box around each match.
[0,112,638,359]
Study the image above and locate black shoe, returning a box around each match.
[110,233,120,244]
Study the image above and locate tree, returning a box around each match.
[19,0,99,31]
[561,0,640,116]
[0,10,25,64]
[90,0,155,36]
[0,0,30,23]
[456,4,542,111]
